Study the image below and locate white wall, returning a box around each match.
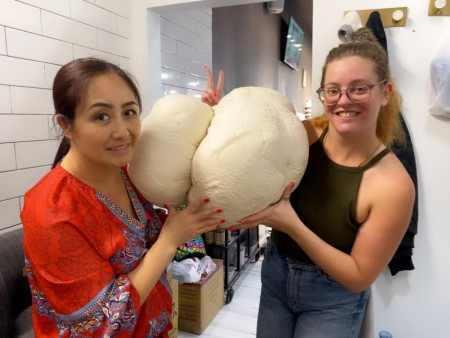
[0,0,130,233]
[313,1,450,337]
[129,0,266,114]
[160,9,212,99]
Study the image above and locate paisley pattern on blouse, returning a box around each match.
[22,165,173,337]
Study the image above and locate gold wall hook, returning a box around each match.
[428,0,450,16]
[344,7,408,28]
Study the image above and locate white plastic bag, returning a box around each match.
[171,256,216,284]
[430,35,450,118]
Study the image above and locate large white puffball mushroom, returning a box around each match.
[128,94,214,206]
[188,87,308,227]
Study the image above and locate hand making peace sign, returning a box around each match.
[201,65,224,106]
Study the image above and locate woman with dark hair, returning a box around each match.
[21,58,224,337]
[205,41,415,337]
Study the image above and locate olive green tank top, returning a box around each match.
[271,129,391,263]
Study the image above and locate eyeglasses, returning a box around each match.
[316,79,386,105]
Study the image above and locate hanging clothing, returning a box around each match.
[365,11,388,53]
[21,164,173,337]
[389,113,419,275]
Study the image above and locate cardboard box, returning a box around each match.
[169,278,178,338]
[178,259,224,335]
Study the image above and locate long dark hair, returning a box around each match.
[51,58,142,168]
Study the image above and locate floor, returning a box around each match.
[178,258,262,338]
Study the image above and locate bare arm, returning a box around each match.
[128,198,223,305]
[235,158,415,292]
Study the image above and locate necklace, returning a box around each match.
[357,141,382,167]
[323,133,382,167]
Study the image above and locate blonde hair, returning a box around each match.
[311,41,404,147]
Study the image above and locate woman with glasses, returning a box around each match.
[204,41,415,337]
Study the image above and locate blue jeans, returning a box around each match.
[256,239,369,338]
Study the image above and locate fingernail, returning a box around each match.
[214,91,217,97]
[290,182,295,189]
[163,205,168,209]
[220,219,225,223]
[239,220,246,224]
[229,227,234,231]
[216,224,221,228]
[217,208,223,213]
[204,65,208,69]
[204,198,210,203]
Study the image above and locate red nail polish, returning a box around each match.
[217,208,223,213]
[214,91,217,97]
[204,65,208,69]
[220,219,225,223]
[163,205,168,209]
[229,227,234,231]
[204,198,210,203]
[290,182,295,189]
[216,224,220,228]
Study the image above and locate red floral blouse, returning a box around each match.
[21,164,173,337]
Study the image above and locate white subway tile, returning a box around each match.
[187,61,206,78]
[117,16,128,38]
[196,77,207,90]
[20,196,24,211]
[73,45,119,64]
[18,0,71,17]
[162,12,192,32]
[186,88,203,99]
[162,85,187,96]
[0,26,6,55]
[0,198,21,230]
[118,57,130,72]
[163,19,186,42]
[177,41,203,63]
[0,143,16,172]
[160,68,178,86]
[16,140,60,169]
[177,73,204,90]
[0,165,50,200]
[184,10,212,29]
[161,51,188,73]
[10,87,54,115]
[0,115,49,143]
[70,0,117,34]
[0,0,41,34]
[181,32,207,52]
[190,19,211,41]
[161,34,177,54]
[94,0,128,18]
[44,63,61,89]
[6,28,73,65]
[42,11,97,49]
[97,30,129,57]
[0,85,11,114]
[0,55,46,88]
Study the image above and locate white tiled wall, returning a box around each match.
[160,9,212,98]
[0,0,130,231]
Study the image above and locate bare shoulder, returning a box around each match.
[363,152,415,206]
[302,120,323,145]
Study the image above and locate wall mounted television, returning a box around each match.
[283,16,304,71]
